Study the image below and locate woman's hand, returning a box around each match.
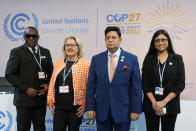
[152,101,166,112]
[76,105,85,118]
[49,103,55,115]
[156,108,166,116]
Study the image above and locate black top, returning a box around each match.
[155,61,166,101]
[159,61,165,73]
[54,59,76,110]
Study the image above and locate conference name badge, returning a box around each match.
[38,72,45,79]
[155,87,163,95]
[59,85,69,93]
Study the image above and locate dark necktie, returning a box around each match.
[32,47,39,61]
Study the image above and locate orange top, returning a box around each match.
[47,58,90,107]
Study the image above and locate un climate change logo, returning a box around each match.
[0,111,12,131]
[3,13,39,42]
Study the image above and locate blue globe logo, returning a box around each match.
[3,13,39,42]
[0,111,6,129]
[0,111,12,131]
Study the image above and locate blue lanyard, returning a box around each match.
[63,59,78,86]
[32,46,42,71]
[157,54,168,88]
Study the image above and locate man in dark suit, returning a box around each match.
[5,26,53,131]
[85,26,142,131]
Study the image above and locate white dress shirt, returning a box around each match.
[27,44,38,54]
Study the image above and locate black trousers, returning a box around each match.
[53,107,83,131]
[145,113,177,131]
[16,106,46,131]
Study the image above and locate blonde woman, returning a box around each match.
[47,36,90,131]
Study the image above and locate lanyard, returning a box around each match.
[32,46,42,71]
[157,54,168,88]
[63,59,78,86]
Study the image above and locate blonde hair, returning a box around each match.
[62,36,84,58]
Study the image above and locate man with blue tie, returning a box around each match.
[86,26,143,131]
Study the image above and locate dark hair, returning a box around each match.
[145,30,175,56]
[142,30,175,70]
[105,26,121,38]
[24,26,39,35]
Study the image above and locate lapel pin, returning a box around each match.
[120,56,125,62]
[169,62,173,66]
[120,59,124,62]
[41,56,46,59]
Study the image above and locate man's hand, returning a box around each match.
[76,105,85,118]
[87,111,96,119]
[38,84,49,96]
[130,113,140,121]
[26,87,39,97]
[49,103,55,115]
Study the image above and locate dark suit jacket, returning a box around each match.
[5,44,53,107]
[142,53,185,114]
[86,49,142,123]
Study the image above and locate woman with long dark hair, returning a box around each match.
[142,30,185,131]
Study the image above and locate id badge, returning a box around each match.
[59,85,69,93]
[155,87,164,95]
[38,72,45,79]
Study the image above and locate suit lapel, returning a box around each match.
[152,55,160,84]
[112,49,125,82]
[162,53,171,85]
[22,44,40,70]
[22,44,33,56]
[103,51,110,83]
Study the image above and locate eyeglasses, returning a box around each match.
[65,44,78,48]
[25,34,38,39]
[154,38,168,44]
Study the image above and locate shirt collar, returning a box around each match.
[26,44,38,53]
[108,48,121,57]
[27,44,38,50]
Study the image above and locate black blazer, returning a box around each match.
[142,53,185,114]
[5,44,53,107]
